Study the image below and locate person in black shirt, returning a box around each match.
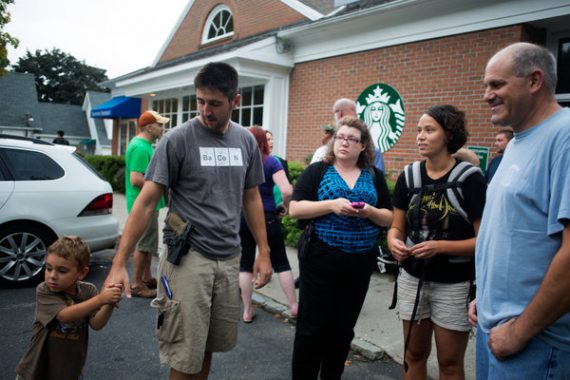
[388,105,486,380]
[52,130,69,145]
[290,116,393,379]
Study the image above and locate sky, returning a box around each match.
[5,0,189,79]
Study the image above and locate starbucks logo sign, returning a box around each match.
[356,83,405,152]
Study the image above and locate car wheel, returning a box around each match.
[0,225,55,287]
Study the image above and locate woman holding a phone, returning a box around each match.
[289,116,393,379]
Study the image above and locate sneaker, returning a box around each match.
[131,284,157,298]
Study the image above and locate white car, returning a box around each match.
[0,135,119,286]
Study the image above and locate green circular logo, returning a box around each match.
[356,83,405,152]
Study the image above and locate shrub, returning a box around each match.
[85,155,125,193]
[287,160,305,186]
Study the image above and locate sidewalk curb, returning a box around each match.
[251,292,386,361]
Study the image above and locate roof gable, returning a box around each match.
[155,0,317,66]
[85,90,112,108]
[84,91,111,145]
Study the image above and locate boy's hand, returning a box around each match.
[100,284,122,306]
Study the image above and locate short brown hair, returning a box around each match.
[324,116,375,168]
[48,236,90,269]
[497,128,514,141]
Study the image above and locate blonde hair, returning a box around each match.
[48,236,90,269]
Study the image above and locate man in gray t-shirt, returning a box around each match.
[147,116,264,259]
[105,62,272,379]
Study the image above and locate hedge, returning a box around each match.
[85,155,125,193]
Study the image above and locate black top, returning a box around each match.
[52,137,69,145]
[393,160,486,283]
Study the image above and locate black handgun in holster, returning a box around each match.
[165,212,195,266]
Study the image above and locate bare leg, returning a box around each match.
[131,251,156,297]
[433,324,469,380]
[132,250,147,288]
[142,252,154,283]
[239,271,255,321]
[169,352,212,380]
[402,319,433,380]
[277,270,298,317]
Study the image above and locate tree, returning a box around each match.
[13,48,109,105]
[0,0,19,76]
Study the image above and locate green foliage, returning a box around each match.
[85,155,125,193]
[287,160,305,186]
[282,214,303,247]
[0,0,18,76]
[12,48,109,104]
[385,176,396,194]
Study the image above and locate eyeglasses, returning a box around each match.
[334,135,361,145]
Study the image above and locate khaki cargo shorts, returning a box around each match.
[135,211,159,253]
[151,247,240,374]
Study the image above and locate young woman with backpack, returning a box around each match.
[387,105,486,380]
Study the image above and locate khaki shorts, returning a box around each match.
[136,211,159,253]
[151,247,240,374]
[397,269,471,332]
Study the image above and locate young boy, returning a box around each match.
[15,236,122,380]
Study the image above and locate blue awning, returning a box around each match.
[90,96,141,118]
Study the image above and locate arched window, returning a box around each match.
[202,5,234,44]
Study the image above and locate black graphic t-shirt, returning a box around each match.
[393,160,486,283]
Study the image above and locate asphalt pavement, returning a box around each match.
[1,249,403,380]
[112,192,476,380]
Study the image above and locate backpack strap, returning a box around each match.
[404,161,423,237]
[445,161,482,223]
[404,161,422,192]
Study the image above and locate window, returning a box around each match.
[202,5,234,44]
[151,85,265,130]
[152,98,178,131]
[182,95,199,123]
[119,120,137,156]
[0,148,64,180]
[73,152,106,180]
[232,85,264,127]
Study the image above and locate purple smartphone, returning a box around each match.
[351,201,365,209]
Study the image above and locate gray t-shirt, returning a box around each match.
[146,117,264,259]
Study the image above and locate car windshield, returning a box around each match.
[72,152,106,181]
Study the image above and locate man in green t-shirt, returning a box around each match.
[125,110,168,298]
